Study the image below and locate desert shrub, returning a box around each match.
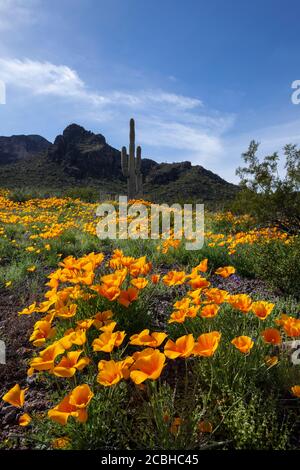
[248,238,300,298]
[233,141,300,229]
[64,187,100,203]
[8,189,38,202]
[7,188,54,202]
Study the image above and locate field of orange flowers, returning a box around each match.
[0,190,299,450]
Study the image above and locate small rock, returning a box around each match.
[2,408,17,425]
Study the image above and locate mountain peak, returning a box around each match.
[49,123,106,148]
[48,123,120,179]
[60,123,106,146]
[0,134,51,165]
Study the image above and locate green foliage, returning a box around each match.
[233,140,300,228]
[8,188,45,202]
[219,391,293,450]
[245,238,300,298]
[64,187,100,203]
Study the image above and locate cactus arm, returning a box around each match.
[121,146,128,177]
[135,145,142,196]
[136,145,141,172]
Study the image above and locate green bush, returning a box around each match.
[248,238,300,298]
[64,187,100,203]
[233,141,300,229]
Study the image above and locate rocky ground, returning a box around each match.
[0,289,50,448]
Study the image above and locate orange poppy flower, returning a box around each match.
[97,357,134,386]
[200,304,220,318]
[93,310,113,329]
[198,420,213,433]
[291,385,300,398]
[275,313,289,326]
[215,266,235,278]
[231,335,254,354]
[118,287,139,307]
[2,384,27,408]
[151,274,160,284]
[164,334,195,359]
[185,305,200,318]
[162,271,186,287]
[194,258,208,273]
[55,303,78,319]
[251,301,275,320]
[173,297,190,310]
[29,342,65,373]
[109,258,123,270]
[170,417,182,435]
[141,262,152,276]
[99,321,117,333]
[48,384,94,425]
[188,276,210,290]
[228,294,252,313]
[129,348,166,384]
[261,328,281,345]
[188,288,203,305]
[264,356,279,367]
[53,350,90,377]
[19,413,31,426]
[120,256,135,268]
[29,320,56,347]
[18,302,37,315]
[76,319,94,330]
[283,317,300,338]
[193,332,221,357]
[69,384,94,409]
[111,248,124,259]
[93,284,121,302]
[129,257,150,277]
[59,329,87,349]
[36,299,56,313]
[92,330,126,353]
[130,329,167,347]
[204,288,229,304]
[131,278,148,290]
[100,269,127,288]
[168,310,187,324]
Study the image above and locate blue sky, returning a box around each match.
[0,0,300,182]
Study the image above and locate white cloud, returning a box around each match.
[0,0,37,31]
[0,58,105,103]
[0,58,203,109]
[0,57,235,168]
[140,91,202,109]
[137,117,231,166]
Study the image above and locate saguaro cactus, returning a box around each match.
[121,118,143,199]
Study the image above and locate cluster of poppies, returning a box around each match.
[0,192,99,265]
[0,192,296,285]
[205,226,293,255]
[2,248,300,429]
